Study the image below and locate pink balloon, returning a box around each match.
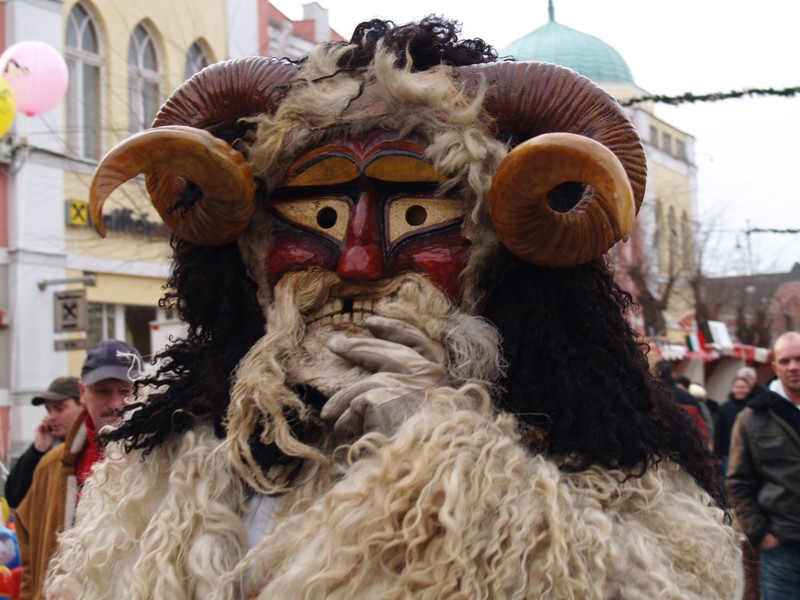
[0,41,69,117]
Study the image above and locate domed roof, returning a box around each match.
[501,4,634,84]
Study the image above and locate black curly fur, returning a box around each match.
[482,250,725,508]
[342,16,498,70]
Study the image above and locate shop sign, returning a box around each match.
[65,200,168,237]
[54,289,88,333]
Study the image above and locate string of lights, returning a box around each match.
[746,228,800,234]
[622,86,800,107]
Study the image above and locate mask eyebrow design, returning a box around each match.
[281,152,446,190]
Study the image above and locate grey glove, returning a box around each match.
[320,315,449,438]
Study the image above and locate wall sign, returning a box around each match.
[65,200,168,237]
[54,289,88,333]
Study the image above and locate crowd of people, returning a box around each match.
[658,333,800,600]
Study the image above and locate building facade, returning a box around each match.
[0,0,339,463]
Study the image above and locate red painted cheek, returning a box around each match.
[267,233,339,287]
[388,231,471,301]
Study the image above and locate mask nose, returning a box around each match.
[336,186,385,280]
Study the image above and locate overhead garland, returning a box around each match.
[747,228,800,234]
[621,86,800,107]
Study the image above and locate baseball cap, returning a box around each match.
[81,340,143,387]
[31,376,80,406]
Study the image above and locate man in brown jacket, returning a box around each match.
[15,340,141,600]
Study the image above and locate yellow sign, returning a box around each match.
[66,199,89,226]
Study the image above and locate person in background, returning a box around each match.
[655,360,708,446]
[688,382,715,451]
[4,377,82,508]
[715,376,753,477]
[15,340,142,600]
[727,331,800,599]
[737,366,766,399]
[674,375,691,391]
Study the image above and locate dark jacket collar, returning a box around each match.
[750,390,800,438]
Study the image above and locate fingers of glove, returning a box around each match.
[364,316,447,364]
[320,380,385,422]
[334,389,425,438]
[326,334,411,374]
[326,333,440,376]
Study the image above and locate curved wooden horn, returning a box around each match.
[91,57,298,245]
[455,61,646,266]
[90,126,255,245]
[489,133,634,267]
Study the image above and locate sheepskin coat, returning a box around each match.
[45,387,742,600]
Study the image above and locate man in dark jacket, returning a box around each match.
[727,331,800,600]
[4,377,82,508]
[715,375,756,477]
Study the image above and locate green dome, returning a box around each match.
[502,12,634,84]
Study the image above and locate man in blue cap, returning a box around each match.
[15,339,142,600]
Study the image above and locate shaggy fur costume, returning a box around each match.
[46,19,742,599]
[47,387,741,600]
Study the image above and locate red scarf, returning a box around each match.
[75,415,103,488]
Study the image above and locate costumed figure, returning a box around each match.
[0,500,20,600]
[46,17,742,599]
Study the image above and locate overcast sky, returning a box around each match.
[274,0,800,275]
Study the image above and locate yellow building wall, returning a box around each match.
[64,0,228,150]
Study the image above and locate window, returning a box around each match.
[675,139,687,161]
[661,132,672,155]
[184,42,210,80]
[681,211,693,272]
[650,127,659,147]
[667,205,677,270]
[654,199,663,264]
[128,24,162,133]
[87,302,116,347]
[88,302,158,359]
[65,4,102,159]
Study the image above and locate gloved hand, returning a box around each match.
[320,315,449,438]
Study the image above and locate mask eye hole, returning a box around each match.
[317,206,338,229]
[387,197,466,246]
[405,205,428,226]
[271,198,350,242]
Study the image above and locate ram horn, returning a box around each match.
[90,125,255,245]
[90,56,298,245]
[489,132,634,267]
[455,61,646,266]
